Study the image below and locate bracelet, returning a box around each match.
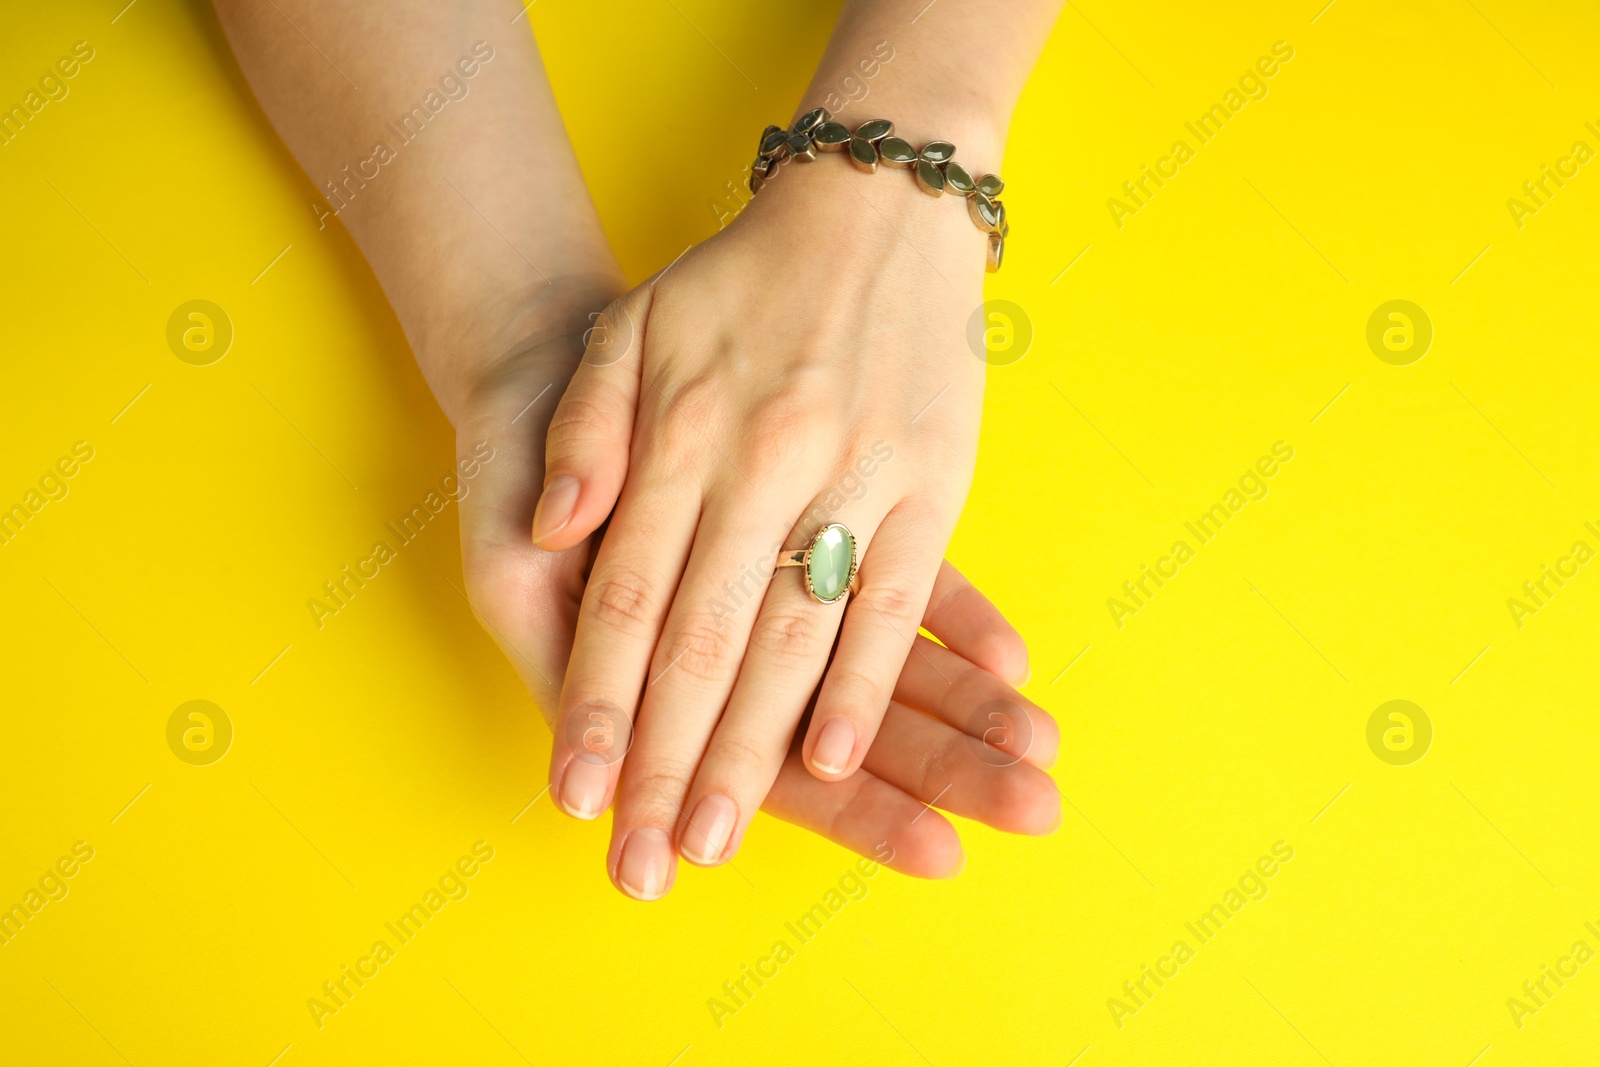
[747,107,1009,272]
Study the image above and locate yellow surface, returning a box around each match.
[2,1,1598,1063]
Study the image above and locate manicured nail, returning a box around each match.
[558,758,608,819]
[681,794,739,865]
[811,719,857,775]
[1017,666,1031,688]
[531,474,579,545]
[617,828,673,901]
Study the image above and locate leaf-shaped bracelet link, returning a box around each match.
[748,106,1009,272]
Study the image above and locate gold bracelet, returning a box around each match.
[747,107,1009,272]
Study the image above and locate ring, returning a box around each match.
[776,522,859,604]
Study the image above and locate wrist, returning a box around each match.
[736,124,994,286]
[417,269,626,428]
[789,100,1007,179]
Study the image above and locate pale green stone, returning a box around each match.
[849,136,879,172]
[878,136,917,166]
[856,118,894,142]
[943,161,976,194]
[807,525,855,601]
[814,121,851,149]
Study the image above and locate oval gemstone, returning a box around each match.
[915,158,946,196]
[878,136,917,166]
[787,132,817,161]
[795,107,829,133]
[943,160,976,193]
[976,173,1005,198]
[848,136,879,172]
[760,129,790,158]
[814,121,851,149]
[920,140,956,163]
[856,118,894,142]
[968,192,1001,231]
[807,525,855,602]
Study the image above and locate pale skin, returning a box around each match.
[214,0,1063,900]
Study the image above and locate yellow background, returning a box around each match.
[2,0,1597,1063]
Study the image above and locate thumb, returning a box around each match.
[531,288,649,551]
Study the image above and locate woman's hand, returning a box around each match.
[215,0,1067,903]
[453,299,1058,898]
[533,156,1000,888]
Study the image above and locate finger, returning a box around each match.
[546,474,700,822]
[802,502,948,781]
[892,635,1059,770]
[673,515,856,867]
[862,700,1061,836]
[533,288,651,551]
[607,493,806,890]
[454,360,599,717]
[761,732,965,879]
[922,559,1029,687]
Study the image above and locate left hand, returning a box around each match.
[530,155,998,883]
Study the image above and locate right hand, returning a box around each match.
[452,298,1060,897]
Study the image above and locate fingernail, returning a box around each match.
[1017,666,1031,688]
[558,758,608,819]
[681,794,739,865]
[531,474,580,545]
[811,719,857,775]
[617,828,673,901]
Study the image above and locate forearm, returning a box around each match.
[211,1,623,423]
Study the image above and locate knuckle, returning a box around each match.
[749,609,825,661]
[860,578,924,625]
[586,568,662,634]
[626,769,693,822]
[820,665,891,719]
[707,731,780,786]
[547,394,625,454]
[741,390,823,469]
[654,372,723,438]
[661,614,739,682]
